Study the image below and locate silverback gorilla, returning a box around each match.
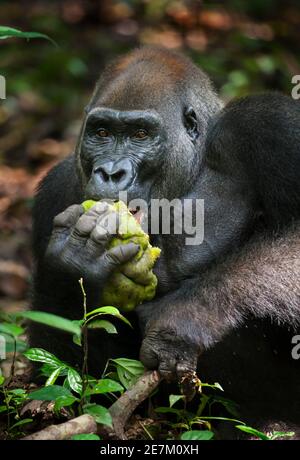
[30,47,300,435]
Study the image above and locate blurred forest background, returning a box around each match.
[0,0,299,315]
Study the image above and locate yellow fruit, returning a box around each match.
[82,200,161,312]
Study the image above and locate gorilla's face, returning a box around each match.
[80,107,167,203]
[78,103,201,204]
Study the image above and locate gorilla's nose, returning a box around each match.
[94,159,134,190]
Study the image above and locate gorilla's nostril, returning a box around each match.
[97,168,110,182]
[111,169,126,183]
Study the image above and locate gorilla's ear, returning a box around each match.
[183,106,199,141]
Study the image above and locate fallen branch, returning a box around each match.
[22,414,97,440]
[22,370,161,441]
[108,370,161,439]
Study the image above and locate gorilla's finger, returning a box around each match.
[94,243,140,280]
[92,212,119,241]
[85,201,110,217]
[72,214,99,239]
[104,243,140,266]
[176,357,198,382]
[158,358,177,382]
[139,340,159,370]
[53,205,84,231]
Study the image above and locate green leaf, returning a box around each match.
[87,319,117,334]
[0,26,56,46]
[84,379,123,396]
[169,395,184,408]
[45,367,65,386]
[83,404,113,427]
[8,388,26,395]
[0,323,24,337]
[24,348,65,367]
[40,363,68,378]
[18,312,81,336]
[85,307,131,327]
[270,431,295,440]
[111,358,144,389]
[235,425,269,440]
[155,407,183,416]
[0,376,4,385]
[71,434,101,440]
[72,334,82,346]
[54,395,78,412]
[9,418,33,430]
[181,430,214,440]
[67,368,83,395]
[212,382,224,391]
[28,385,73,401]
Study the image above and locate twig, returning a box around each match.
[22,414,97,440]
[106,370,161,440]
[21,371,161,440]
[79,278,89,410]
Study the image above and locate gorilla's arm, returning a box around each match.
[137,223,300,380]
[137,93,300,380]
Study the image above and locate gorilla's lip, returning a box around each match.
[129,206,144,225]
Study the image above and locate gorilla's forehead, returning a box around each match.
[94,72,180,112]
[86,106,163,128]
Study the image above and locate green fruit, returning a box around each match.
[82,200,161,312]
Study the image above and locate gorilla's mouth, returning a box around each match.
[129,206,143,224]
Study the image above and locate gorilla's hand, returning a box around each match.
[137,301,202,383]
[45,202,139,286]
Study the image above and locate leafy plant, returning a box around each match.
[0,26,56,46]
[235,425,295,440]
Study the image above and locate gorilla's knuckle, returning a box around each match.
[73,214,97,237]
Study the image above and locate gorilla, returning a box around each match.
[30,47,300,435]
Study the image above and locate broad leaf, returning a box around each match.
[85,306,131,327]
[0,323,24,337]
[18,312,81,336]
[181,430,214,440]
[71,434,101,440]
[169,395,184,408]
[9,418,33,430]
[40,363,68,377]
[67,368,83,394]
[0,26,56,46]
[235,425,269,440]
[24,348,65,367]
[83,404,112,427]
[111,358,144,389]
[45,367,65,386]
[84,379,123,396]
[54,395,78,412]
[87,319,117,334]
[28,385,73,401]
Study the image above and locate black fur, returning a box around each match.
[30,47,300,436]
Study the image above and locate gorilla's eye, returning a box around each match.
[133,129,148,139]
[96,128,110,138]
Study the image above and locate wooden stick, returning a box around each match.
[22,414,97,440]
[21,371,161,440]
[109,370,161,439]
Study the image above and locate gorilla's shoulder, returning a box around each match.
[38,155,78,190]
